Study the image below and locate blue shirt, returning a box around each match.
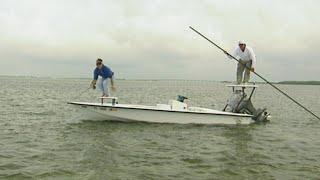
[93,65,114,80]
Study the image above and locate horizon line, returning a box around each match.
[1,75,319,83]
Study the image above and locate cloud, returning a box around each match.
[0,0,319,81]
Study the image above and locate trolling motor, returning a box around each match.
[223,84,270,122]
[177,95,188,103]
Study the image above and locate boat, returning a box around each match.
[68,84,270,125]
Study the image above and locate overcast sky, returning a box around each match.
[0,0,319,81]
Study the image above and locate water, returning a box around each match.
[1,77,320,179]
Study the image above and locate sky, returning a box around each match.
[0,0,319,81]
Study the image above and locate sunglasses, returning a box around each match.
[96,62,102,66]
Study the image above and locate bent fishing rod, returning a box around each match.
[189,26,320,120]
[71,86,91,100]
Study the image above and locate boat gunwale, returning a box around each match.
[68,102,253,118]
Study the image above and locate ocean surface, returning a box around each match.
[1,76,320,179]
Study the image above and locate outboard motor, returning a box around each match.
[224,90,245,112]
[223,85,269,122]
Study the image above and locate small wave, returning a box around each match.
[0,172,33,179]
[35,169,76,178]
[22,111,57,116]
[0,163,25,170]
[181,157,204,164]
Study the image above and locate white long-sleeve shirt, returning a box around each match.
[230,46,256,69]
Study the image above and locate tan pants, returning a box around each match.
[237,60,252,84]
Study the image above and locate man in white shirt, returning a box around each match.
[225,40,256,84]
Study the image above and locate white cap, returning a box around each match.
[238,40,246,45]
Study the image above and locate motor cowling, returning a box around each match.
[224,90,269,122]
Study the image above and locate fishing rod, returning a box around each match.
[72,87,91,99]
[189,26,320,120]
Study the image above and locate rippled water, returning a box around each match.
[1,77,320,179]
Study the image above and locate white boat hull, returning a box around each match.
[69,102,255,125]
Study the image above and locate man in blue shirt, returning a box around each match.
[90,58,115,97]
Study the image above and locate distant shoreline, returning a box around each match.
[277,81,320,85]
[0,75,319,85]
